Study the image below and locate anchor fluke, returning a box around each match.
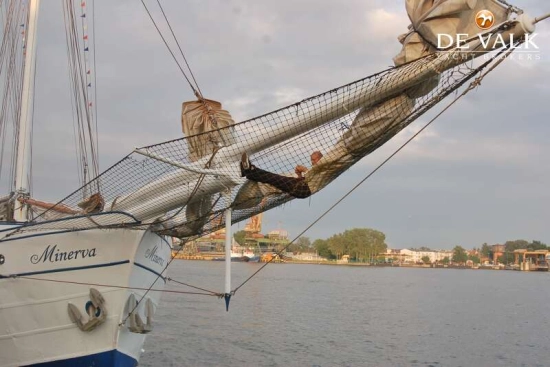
[127,294,154,334]
[67,288,107,332]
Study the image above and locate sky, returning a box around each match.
[14,0,550,250]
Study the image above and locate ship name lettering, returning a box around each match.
[145,245,165,267]
[30,244,97,264]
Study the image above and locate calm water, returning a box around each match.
[140,261,550,367]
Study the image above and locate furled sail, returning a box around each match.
[3,0,540,241]
[178,99,236,237]
[181,99,236,162]
[397,0,510,63]
[297,0,513,197]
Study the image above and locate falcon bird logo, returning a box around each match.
[475,10,495,29]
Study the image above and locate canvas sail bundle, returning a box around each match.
[395,0,510,65]
[181,99,236,162]
[2,0,538,242]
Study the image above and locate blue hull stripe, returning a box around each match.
[23,349,138,367]
[133,262,166,282]
[0,260,130,279]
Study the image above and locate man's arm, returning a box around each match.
[294,165,308,178]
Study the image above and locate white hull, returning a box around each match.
[0,226,171,367]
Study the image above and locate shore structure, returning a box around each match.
[384,249,454,264]
[173,214,290,261]
[513,249,549,271]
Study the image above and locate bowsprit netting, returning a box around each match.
[1,47,518,241]
[2,0,534,241]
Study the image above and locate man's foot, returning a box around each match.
[240,152,251,176]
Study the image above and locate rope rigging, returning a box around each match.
[0,1,28,194]
[153,0,203,98]
[62,0,100,195]
[3,275,219,297]
[0,1,547,308]
[139,0,226,157]
[120,148,228,322]
[139,0,201,97]
[534,13,550,24]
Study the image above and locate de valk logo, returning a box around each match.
[475,10,495,30]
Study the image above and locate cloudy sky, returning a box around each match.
[17,0,550,249]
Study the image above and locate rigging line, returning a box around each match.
[534,12,550,24]
[122,148,223,323]
[23,151,137,223]
[118,145,219,223]
[67,0,90,187]
[124,149,230,322]
[65,4,81,173]
[8,275,218,296]
[121,233,209,323]
[154,0,203,97]
[78,0,99,181]
[167,277,220,296]
[12,7,25,191]
[5,2,22,191]
[233,46,518,294]
[121,149,230,320]
[28,46,38,196]
[139,0,198,95]
[63,2,85,188]
[494,0,522,14]
[141,0,225,139]
[76,3,99,182]
[76,0,97,177]
[0,2,18,183]
[91,0,100,192]
[64,0,98,190]
[157,172,228,232]
[14,0,31,195]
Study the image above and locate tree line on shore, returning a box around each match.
[234,226,548,265]
[310,236,548,265]
[308,228,387,262]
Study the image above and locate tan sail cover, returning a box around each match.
[303,0,512,195]
[181,99,236,162]
[394,0,510,65]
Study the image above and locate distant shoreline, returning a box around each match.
[260,261,511,270]
[174,256,529,271]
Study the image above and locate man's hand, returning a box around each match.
[295,165,308,177]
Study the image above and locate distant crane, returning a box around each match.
[244,213,263,234]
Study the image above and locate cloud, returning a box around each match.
[273,87,307,105]
[365,8,410,43]
[382,124,547,168]
[224,95,261,122]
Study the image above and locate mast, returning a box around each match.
[14,0,40,222]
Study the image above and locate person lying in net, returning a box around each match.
[240,151,323,199]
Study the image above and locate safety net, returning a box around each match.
[1,0,531,241]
